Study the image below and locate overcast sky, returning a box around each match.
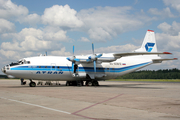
[0,0,180,74]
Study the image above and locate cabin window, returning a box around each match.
[45,66,47,68]
[57,66,60,69]
[52,66,55,68]
[39,66,41,68]
[27,61,30,64]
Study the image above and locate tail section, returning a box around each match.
[135,30,157,52]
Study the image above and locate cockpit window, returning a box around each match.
[9,59,30,66]
[9,62,19,66]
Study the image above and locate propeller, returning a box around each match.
[88,43,102,73]
[67,43,102,74]
[67,45,76,73]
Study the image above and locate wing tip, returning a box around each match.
[163,52,172,54]
[174,58,178,60]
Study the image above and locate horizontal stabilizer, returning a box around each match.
[152,58,178,63]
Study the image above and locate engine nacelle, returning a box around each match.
[67,56,75,61]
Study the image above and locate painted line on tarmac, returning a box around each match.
[72,93,124,114]
[0,97,96,119]
[0,97,71,114]
[73,113,98,120]
[0,94,123,120]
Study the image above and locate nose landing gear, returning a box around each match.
[20,78,26,85]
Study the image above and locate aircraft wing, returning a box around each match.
[69,52,174,63]
[113,52,172,58]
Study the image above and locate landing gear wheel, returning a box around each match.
[86,81,93,86]
[93,81,99,86]
[86,80,99,86]
[29,82,36,87]
[76,80,83,86]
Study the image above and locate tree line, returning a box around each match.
[0,75,8,79]
[117,68,180,79]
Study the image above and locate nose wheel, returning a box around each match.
[29,79,36,87]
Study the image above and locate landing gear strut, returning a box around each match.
[20,78,26,85]
[29,79,36,87]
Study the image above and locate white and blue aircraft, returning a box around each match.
[1,30,177,87]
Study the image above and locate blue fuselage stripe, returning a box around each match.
[10,62,151,73]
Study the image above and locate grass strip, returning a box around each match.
[108,79,180,82]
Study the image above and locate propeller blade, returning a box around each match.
[94,60,96,73]
[66,57,70,61]
[92,43,94,54]
[72,45,75,73]
[72,62,74,73]
[73,45,75,56]
[95,54,102,58]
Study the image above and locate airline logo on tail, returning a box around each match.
[145,43,155,52]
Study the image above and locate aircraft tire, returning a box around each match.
[29,82,36,87]
[93,81,99,86]
[86,81,93,86]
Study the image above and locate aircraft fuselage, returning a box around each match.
[2,55,154,81]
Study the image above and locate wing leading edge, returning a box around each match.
[68,52,176,64]
[113,52,172,58]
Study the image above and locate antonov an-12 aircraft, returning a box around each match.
[1,30,177,87]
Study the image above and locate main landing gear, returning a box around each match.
[85,80,99,86]
[66,80,99,86]
[29,79,36,87]
[66,81,84,86]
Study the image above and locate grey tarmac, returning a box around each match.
[0,80,180,120]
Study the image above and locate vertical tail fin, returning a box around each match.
[135,30,157,52]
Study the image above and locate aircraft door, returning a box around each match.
[104,64,111,78]
[109,63,115,78]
